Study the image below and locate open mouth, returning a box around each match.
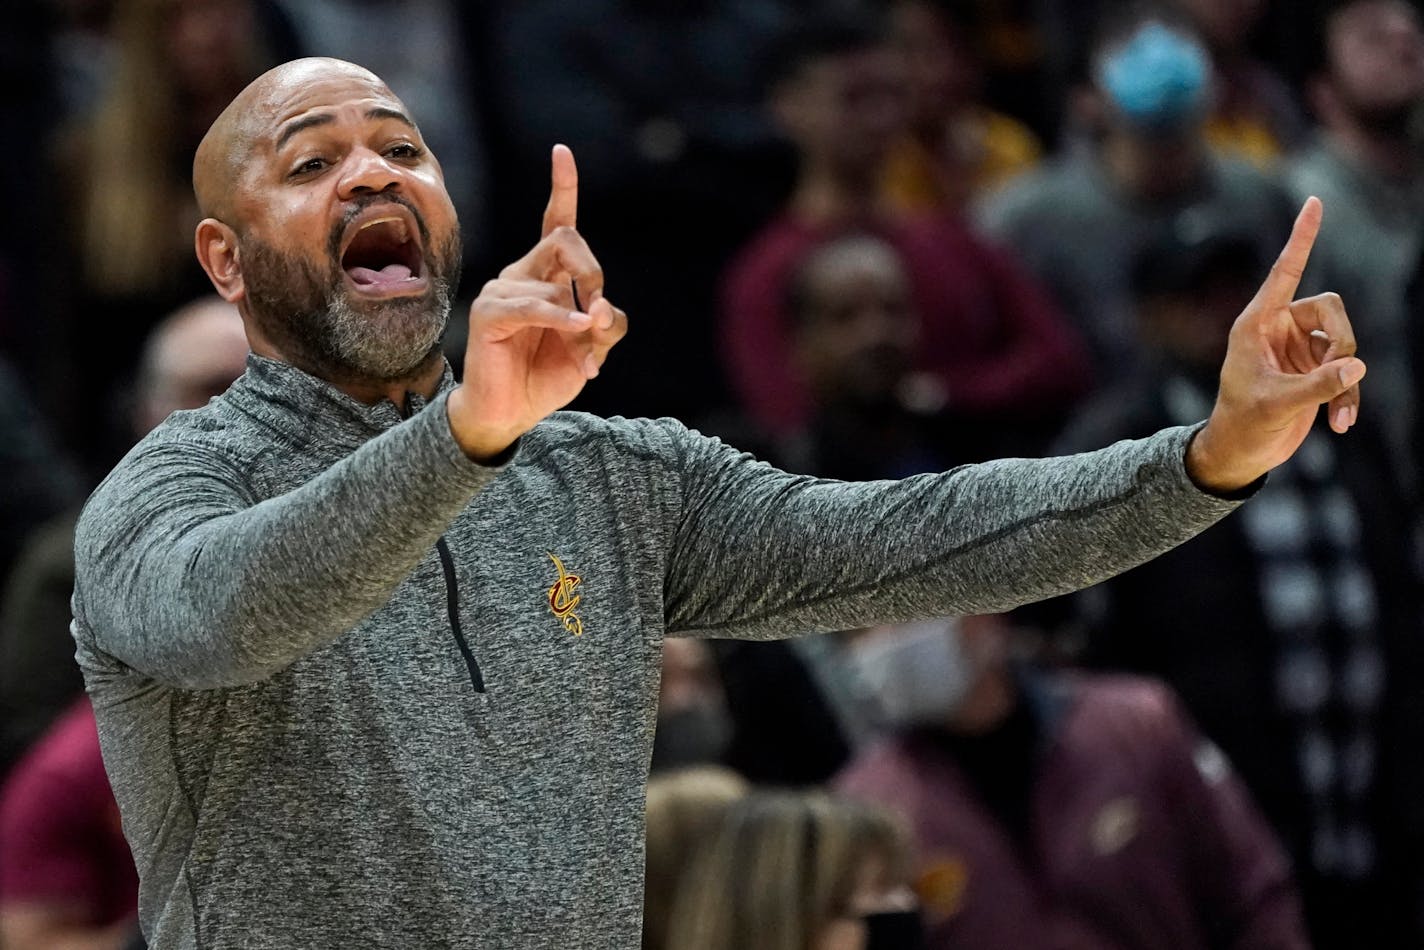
[339,212,426,295]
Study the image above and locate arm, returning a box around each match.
[664,422,1239,638]
[74,396,499,688]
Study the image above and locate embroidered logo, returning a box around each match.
[546,553,585,636]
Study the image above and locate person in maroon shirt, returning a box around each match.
[836,614,1310,950]
[0,698,140,950]
[720,11,1090,448]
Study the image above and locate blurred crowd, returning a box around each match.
[2,0,1424,947]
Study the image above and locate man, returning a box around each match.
[977,12,1293,388]
[1286,0,1424,485]
[837,614,1311,948]
[720,12,1089,442]
[73,57,1363,948]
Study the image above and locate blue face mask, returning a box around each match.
[862,909,927,950]
[1097,22,1210,133]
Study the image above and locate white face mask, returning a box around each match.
[845,620,976,729]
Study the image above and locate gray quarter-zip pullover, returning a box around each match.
[73,355,1245,949]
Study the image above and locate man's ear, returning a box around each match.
[195,218,245,303]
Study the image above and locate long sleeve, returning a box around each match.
[72,393,503,689]
[663,421,1244,638]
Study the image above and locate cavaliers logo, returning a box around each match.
[546,553,585,636]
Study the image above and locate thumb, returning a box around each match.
[1273,356,1366,407]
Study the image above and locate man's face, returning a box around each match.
[1327,1,1424,126]
[228,72,462,385]
[791,238,917,408]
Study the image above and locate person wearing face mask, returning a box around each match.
[836,614,1311,949]
[977,11,1294,393]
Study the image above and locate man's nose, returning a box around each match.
[336,147,402,200]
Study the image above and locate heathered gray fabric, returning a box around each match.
[73,355,1245,949]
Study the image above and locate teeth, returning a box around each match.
[356,216,408,241]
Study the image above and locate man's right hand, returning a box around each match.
[446,145,628,461]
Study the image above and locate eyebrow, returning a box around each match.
[274,107,418,151]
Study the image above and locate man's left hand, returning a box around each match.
[1186,196,1366,494]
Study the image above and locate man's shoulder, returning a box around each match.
[77,398,265,539]
[104,399,259,483]
[526,411,702,468]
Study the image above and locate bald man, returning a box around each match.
[72,58,1366,949]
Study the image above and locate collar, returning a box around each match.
[223,354,456,452]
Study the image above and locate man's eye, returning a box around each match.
[291,157,327,177]
[387,143,423,160]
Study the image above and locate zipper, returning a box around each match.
[436,535,485,693]
[398,393,486,694]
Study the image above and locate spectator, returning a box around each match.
[0,297,249,779]
[882,0,1043,215]
[1170,0,1307,164]
[42,0,293,474]
[1054,224,1424,948]
[722,10,1089,443]
[0,698,140,950]
[780,232,995,475]
[643,767,747,950]
[666,790,924,950]
[1285,0,1424,485]
[977,10,1292,388]
[837,614,1311,949]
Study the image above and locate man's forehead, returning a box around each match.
[260,76,409,142]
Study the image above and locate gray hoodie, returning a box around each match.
[73,355,1244,949]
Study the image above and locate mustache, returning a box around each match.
[326,193,433,263]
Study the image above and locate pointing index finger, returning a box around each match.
[1254,196,1322,310]
[541,144,578,238]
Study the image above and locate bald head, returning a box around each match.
[135,296,251,435]
[193,57,398,221]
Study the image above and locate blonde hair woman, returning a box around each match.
[643,767,748,950]
[666,791,924,950]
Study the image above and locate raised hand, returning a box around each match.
[446,145,627,460]
[1186,197,1367,493]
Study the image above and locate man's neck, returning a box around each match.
[339,357,446,409]
[248,336,445,408]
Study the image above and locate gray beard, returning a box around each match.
[303,278,452,383]
[239,229,461,387]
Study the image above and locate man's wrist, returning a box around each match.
[1184,420,1264,497]
[446,387,519,464]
